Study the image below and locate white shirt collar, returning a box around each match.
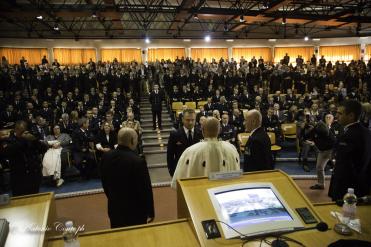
[183,126,194,134]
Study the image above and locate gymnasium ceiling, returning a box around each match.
[0,0,370,40]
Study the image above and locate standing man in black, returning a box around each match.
[243,109,273,172]
[0,121,45,196]
[328,100,371,201]
[101,128,154,228]
[149,84,164,130]
[167,109,202,176]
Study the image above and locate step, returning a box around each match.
[141,107,167,111]
[148,167,172,184]
[141,134,170,140]
[140,118,172,123]
[143,150,167,154]
[143,153,167,165]
[141,110,169,114]
[142,128,173,134]
[142,137,169,144]
[142,142,168,148]
[141,122,173,128]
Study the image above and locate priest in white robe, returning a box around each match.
[171,117,240,188]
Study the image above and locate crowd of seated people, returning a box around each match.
[162,55,371,170]
[1,53,371,190]
[0,57,144,187]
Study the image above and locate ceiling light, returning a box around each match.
[282,16,286,25]
[304,36,309,41]
[92,12,97,18]
[312,38,320,41]
[194,14,199,20]
[240,15,245,23]
[145,38,150,44]
[226,39,234,42]
[268,39,277,42]
[183,39,191,42]
[205,35,211,42]
[360,37,368,39]
[36,15,43,20]
[53,26,59,31]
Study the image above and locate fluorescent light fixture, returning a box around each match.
[360,37,368,39]
[92,12,97,18]
[268,39,277,42]
[226,39,234,42]
[183,39,191,42]
[94,39,102,42]
[205,35,211,42]
[53,26,59,31]
[194,14,199,20]
[304,36,309,41]
[36,15,43,20]
[312,38,321,41]
[145,38,150,44]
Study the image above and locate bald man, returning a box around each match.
[100,128,154,228]
[243,110,273,172]
[171,117,240,188]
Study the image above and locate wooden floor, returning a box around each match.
[54,179,332,233]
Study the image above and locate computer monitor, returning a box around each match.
[208,182,304,239]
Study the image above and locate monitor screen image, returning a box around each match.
[208,183,304,239]
[215,188,292,226]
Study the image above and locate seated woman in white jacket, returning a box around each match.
[42,125,72,187]
[171,117,240,188]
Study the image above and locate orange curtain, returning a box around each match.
[53,48,96,65]
[148,48,185,62]
[191,48,228,62]
[232,47,272,62]
[366,44,371,61]
[0,47,48,65]
[101,48,142,63]
[319,45,360,63]
[274,46,314,64]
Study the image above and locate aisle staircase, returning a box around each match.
[139,97,173,184]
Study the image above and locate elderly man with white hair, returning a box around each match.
[171,117,240,188]
[243,109,273,172]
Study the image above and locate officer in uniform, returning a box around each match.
[219,114,237,147]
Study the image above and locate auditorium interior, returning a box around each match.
[0,0,371,246]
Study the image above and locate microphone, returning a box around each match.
[336,195,371,206]
[291,222,329,233]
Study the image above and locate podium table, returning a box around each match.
[47,219,199,247]
[0,192,56,247]
[176,170,371,246]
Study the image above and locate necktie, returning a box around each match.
[188,129,193,144]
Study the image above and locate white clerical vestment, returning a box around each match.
[171,138,240,188]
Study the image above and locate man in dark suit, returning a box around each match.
[243,109,273,172]
[71,117,96,179]
[328,100,371,201]
[149,84,164,130]
[167,109,202,176]
[101,128,154,228]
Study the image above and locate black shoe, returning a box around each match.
[303,164,310,172]
[310,184,324,190]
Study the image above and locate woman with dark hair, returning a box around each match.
[42,125,72,187]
